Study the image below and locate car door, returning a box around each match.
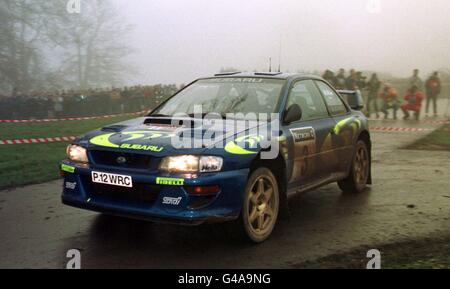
[282,79,336,192]
[314,80,355,175]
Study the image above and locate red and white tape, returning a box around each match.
[370,126,432,133]
[369,119,450,125]
[0,110,149,123]
[423,120,450,125]
[0,136,76,145]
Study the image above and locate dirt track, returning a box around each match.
[0,118,449,268]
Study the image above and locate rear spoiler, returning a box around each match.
[337,90,364,111]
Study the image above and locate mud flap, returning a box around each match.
[279,190,291,220]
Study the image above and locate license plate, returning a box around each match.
[91,171,133,188]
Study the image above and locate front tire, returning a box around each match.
[238,167,280,243]
[338,140,370,193]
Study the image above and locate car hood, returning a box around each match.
[75,117,273,157]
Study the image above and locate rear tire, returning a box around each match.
[338,140,370,193]
[235,167,280,243]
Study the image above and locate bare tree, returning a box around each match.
[0,0,53,94]
[48,0,135,89]
[0,0,135,94]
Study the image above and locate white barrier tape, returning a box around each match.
[0,136,76,145]
[0,110,149,124]
[369,119,450,125]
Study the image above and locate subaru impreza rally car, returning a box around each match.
[61,72,371,243]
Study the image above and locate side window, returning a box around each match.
[315,81,348,116]
[286,80,329,121]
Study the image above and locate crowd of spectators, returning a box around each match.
[0,84,181,119]
[322,68,444,120]
[0,71,447,120]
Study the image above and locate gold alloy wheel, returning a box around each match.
[246,174,278,238]
[354,142,369,186]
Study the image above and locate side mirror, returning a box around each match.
[338,90,365,111]
[284,104,302,124]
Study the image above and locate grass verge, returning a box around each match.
[405,123,450,151]
[0,115,135,190]
[293,236,450,269]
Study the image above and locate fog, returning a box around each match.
[112,0,450,85]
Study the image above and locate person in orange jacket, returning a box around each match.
[380,84,400,119]
[401,85,425,120]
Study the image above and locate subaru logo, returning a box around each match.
[116,156,127,164]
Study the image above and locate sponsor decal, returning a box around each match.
[89,133,119,148]
[333,117,361,135]
[301,146,309,177]
[156,177,185,186]
[89,130,171,152]
[162,196,182,206]
[65,182,77,190]
[290,127,316,143]
[119,143,164,152]
[224,135,263,155]
[61,164,76,173]
[289,127,316,181]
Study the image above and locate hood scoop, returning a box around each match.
[143,117,177,125]
[143,117,203,128]
[101,125,128,132]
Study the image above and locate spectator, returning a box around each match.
[356,71,367,91]
[425,71,441,118]
[335,69,346,90]
[322,70,336,86]
[346,69,359,90]
[366,73,382,118]
[401,85,425,120]
[409,69,423,91]
[53,92,64,118]
[380,84,400,120]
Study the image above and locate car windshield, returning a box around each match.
[151,77,285,118]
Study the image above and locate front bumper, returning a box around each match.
[61,161,249,225]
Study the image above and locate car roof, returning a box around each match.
[199,72,323,82]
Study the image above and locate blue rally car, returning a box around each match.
[61,72,372,243]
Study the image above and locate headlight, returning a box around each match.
[66,145,88,163]
[159,155,223,173]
